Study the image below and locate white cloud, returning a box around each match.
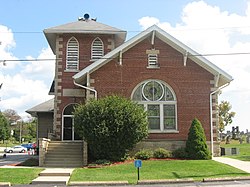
[0,25,19,69]
[23,47,55,76]
[138,16,160,30]
[0,25,54,119]
[138,0,250,131]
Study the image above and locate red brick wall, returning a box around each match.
[57,33,214,142]
[91,36,214,141]
[57,34,114,114]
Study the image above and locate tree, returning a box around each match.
[0,111,10,143]
[218,101,236,134]
[186,118,211,160]
[74,95,148,161]
[23,118,37,142]
[3,109,21,124]
[27,119,37,139]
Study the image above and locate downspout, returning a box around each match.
[73,72,97,100]
[210,82,230,158]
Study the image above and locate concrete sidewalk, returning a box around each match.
[213,157,250,173]
[31,168,74,185]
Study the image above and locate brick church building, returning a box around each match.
[27,14,232,166]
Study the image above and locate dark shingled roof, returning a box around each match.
[26,98,54,116]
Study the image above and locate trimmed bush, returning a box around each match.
[135,149,153,160]
[172,147,188,159]
[74,95,148,161]
[153,148,171,159]
[186,118,211,160]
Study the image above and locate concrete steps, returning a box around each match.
[32,168,73,185]
[43,141,83,168]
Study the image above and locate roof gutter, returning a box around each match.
[210,82,230,158]
[73,72,97,100]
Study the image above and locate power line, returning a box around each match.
[1,52,250,63]
[0,25,250,34]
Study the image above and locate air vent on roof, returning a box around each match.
[84,13,90,20]
[78,13,96,21]
[78,13,97,21]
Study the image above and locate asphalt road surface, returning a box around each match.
[0,152,36,167]
[11,180,250,187]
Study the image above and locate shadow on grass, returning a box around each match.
[17,158,39,166]
[172,172,181,179]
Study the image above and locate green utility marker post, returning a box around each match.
[134,160,142,181]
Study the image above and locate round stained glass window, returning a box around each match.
[142,81,164,101]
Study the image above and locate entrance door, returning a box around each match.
[63,116,73,140]
[62,104,81,141]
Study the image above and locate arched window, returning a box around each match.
[66,37,79,71]
[91,37,104,60]
[132,80,177,132]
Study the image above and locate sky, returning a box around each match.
[0,0,249,132]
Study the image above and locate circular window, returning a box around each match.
[142,81,164,101]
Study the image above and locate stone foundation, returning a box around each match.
[130,139,186,155]
[131,139,220,157]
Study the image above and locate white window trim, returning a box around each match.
[132,80,178,133]
[66,37,79,71]
[143,101,178,133]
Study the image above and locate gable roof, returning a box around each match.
[44,19,127,54]
[73,25,233,87]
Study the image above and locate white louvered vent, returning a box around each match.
[66,38,79,70]
[148,54,158,67]
[91,38,104,60]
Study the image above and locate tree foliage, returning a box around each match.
[0,111,10,143]
[186,118,211,160]
[218,101,235,133]
[3,109,21,124]
[74,95,148,161]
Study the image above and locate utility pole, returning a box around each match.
[17,119,23,143]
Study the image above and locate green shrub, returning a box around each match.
[74,95,148,161]
[95,159,111,165]
[135,149,153,160]
[153,148,171,158]
[186,118,211,160]
[172,147,188,159]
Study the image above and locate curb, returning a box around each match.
[69,181,129,186]
[138,178,194,185]
[203,176,250,182]
[0,182,11,187]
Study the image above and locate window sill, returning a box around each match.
[149,130,179,134]
[90,59,101,62]
[147,66,160,69]
[64,70,80,73]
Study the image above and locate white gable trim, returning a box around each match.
[73,25,233,86]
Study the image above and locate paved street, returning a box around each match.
[0,152,36,167]
[10,180,250,187]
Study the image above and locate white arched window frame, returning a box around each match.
[132,80,178,133]
[66,37,79,71]
[91,37,104,60]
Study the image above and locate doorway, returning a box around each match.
[62,104,81,141]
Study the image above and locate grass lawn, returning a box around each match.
[221,141,250,161]
[0,168,43,184]
[70,160,250,184]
